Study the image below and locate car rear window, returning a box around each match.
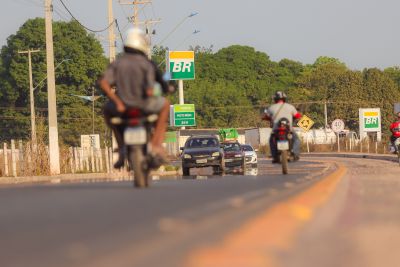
[241,145,253,152]
[223,143,241,152]
[187,138,218,148]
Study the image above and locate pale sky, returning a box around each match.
[1,0,400,70]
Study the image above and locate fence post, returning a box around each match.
[84,149,89,172]
[18,140,24,174]
[11,140,17,177]
[3,143,9,176]
[69,147,75,174]
[105,147,110,174]
[73,147,79,172]
[90,147,95,172]
[99,149,104,172]
[108,147,113,173]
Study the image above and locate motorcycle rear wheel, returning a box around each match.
[281,150,288,175]
[129,146,149,188]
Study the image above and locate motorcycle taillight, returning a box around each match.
[126,108,141,118]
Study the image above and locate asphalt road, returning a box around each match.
[0,158,332,267]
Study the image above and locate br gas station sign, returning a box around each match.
[359,108,381,141]
[167,51,195,80]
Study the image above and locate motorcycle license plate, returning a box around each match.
[124,127,147,145]
[277,140,289,151]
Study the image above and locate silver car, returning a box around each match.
[241,144,258,167]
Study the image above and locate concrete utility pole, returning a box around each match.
[45,0,61,175]
[18,49,40,147]
[108,0,116,63]
[119,0,161,58]
[119,0,151,27]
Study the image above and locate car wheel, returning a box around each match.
[182,166,190,176]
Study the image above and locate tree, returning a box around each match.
[0,18,108,145]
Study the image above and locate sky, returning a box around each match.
[1,0,400,70]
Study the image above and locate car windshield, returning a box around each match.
[187,138,218,148]
[241,145,253,152]
[223,143,241,152]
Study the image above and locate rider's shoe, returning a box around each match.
[113,146,126,169]
[272,157,280,164]
[293,155,300,161]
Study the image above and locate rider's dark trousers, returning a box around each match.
[103,101,124,150]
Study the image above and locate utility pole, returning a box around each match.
[18,49,40,147]
[108,0,116,63]
[45,0,60,175]
[119,0,161,58]
[119,0,151,27]
[324,101,328,129]
[92,87,95,134]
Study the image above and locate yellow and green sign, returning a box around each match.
[173,104,196,127]
[167,51,195,80]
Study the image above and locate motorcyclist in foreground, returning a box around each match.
[390,111,400,152]
[99,28,172,168]
[262,91,302,163]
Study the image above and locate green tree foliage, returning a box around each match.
[2,24,400,141]
[0,18,108,145]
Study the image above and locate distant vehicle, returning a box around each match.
[181,135,225,176]
[241,144,258,167]
[222,141,245,174]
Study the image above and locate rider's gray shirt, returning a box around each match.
[265,102,298,130]
[103,53,155,108]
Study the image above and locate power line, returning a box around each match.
[57,0,115,33]
[115,19,124,43]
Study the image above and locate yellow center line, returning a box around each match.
[185,164,347,267]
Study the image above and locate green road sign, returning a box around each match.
[168,51,195,80]
[173,104,196,127]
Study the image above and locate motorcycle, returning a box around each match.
[111,109,161,188]
[272,118,294,174]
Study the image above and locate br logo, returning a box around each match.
[365,117,378,124]
[172,62,192,72]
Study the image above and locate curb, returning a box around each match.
[0,170,180,186]
[302,152,398,163]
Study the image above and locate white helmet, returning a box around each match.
[124,28,149,55]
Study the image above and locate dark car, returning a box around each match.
[181,135,224,176]
[222,141,245,173]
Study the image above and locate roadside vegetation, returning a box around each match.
[1,18,399,146]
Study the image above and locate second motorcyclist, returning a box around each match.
[262,91,302,163]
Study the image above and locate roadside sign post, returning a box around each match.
[331,119,345,152]
[359,108,381,142]
[167,51,195,129]
[297,115,315,153]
